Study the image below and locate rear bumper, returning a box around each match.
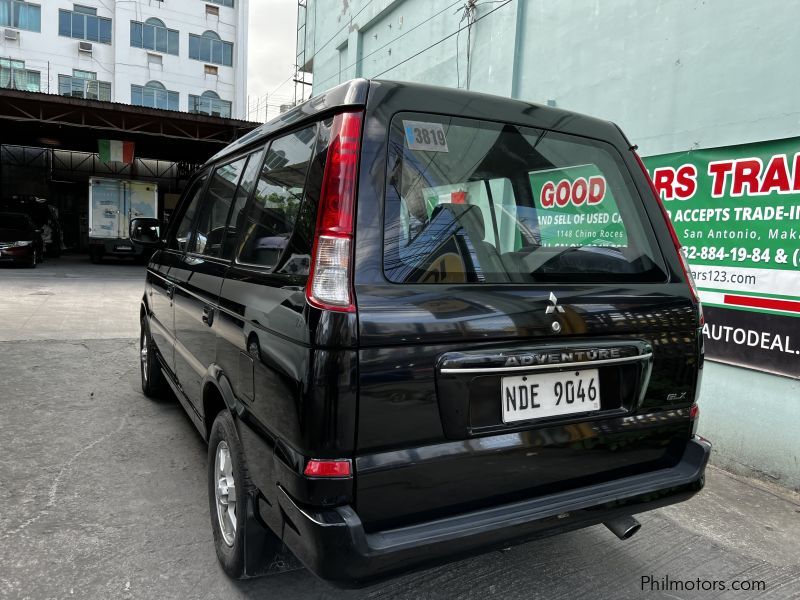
[275,436,711,588]
[89,239,145,257]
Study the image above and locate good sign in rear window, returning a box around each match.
[383,113,666,284]
[531,164,628,248]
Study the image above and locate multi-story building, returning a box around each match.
[0,0,248,119]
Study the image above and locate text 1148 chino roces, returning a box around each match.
[130,79,710,588]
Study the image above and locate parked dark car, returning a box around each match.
[133,79,710,588]
[0,212,45,267]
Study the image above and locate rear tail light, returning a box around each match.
[689,403,700,436]
[306,110,363,312]
[633,151,703,325]
[303,459,352,478]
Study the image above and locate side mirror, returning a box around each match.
[130,217,162,247]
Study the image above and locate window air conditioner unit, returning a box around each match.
[4,29,20,41]
[79,41,93,54]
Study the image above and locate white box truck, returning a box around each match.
[88,178,158,263]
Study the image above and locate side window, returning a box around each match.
[189,157,248,257]
[220,148,265,259]
[169,174,207,251]
[236,125,316,269]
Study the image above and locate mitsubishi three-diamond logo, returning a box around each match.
[545,292,566,315]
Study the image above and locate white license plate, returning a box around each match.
[501,369,600,423]
[115,245,133,251]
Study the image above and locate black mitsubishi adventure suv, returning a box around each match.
[133,79,710,587]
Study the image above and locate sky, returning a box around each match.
[246,0,303,123]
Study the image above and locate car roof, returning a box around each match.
[207,79,626,166]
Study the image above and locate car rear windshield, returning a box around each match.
[383,113,666,284]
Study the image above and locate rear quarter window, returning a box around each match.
[383,113,666,284]
[235,124,317,272]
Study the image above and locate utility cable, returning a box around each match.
[312,0,464,91]
[373,0,512,79]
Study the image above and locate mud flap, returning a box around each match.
[243,493,304,578]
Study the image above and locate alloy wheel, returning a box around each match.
[140,330,148,383]
[214,441,237,547]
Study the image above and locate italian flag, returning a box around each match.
[98,140,135,163]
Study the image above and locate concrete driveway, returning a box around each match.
[0,255,143,341]
[1,256,799,599]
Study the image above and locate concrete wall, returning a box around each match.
[304,0,800,490]
[699,363,799,491]
[512,0,800,156]
[0,0,248,118]
[306,0,800,154]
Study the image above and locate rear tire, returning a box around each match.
[208,411,254,579]
[140,320,165,398]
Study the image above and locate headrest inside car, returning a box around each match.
[430,203,486,240]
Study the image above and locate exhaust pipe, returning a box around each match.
[604,515,641,540]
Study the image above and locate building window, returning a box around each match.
[0,0,41,32]
[189,91,231,118]
[58,70,111,101]
[189,31,233,67]
[132,81,179,111]
[0,57,40,91]
[58,6,112,44]
[130,17,179,55]
[206,0,234,7]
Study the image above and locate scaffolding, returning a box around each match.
[294,0,313,104]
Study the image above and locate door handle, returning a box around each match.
[202,306,214,327]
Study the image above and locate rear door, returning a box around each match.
[215,123,320,496]
[353,112,701,530]
[89,178,122,240]
[172,156,252,411]
[146,174,207,373]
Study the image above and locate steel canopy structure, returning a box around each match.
[0,89,259,164]
[0,89,260,253]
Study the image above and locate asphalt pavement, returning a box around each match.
[1,256,799,600]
